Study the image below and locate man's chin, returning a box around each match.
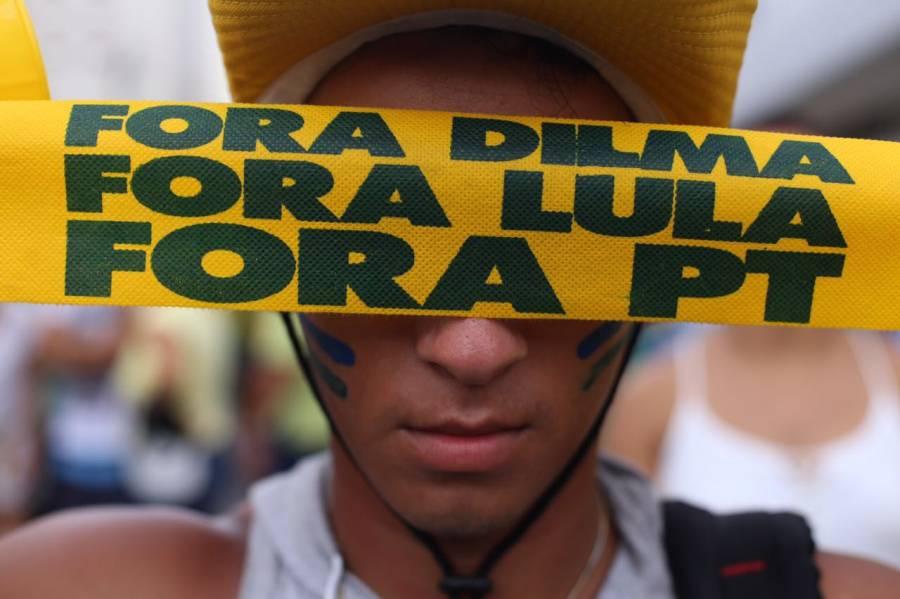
[405,507,518,542]
[392,484,528,541]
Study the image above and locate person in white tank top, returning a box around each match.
[603,326,900,570]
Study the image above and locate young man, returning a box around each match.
[1,3,898,598]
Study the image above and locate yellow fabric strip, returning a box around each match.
[0,101,895,328]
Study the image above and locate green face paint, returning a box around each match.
[581,337,627,393]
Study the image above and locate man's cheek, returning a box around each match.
[576,323,623,359]
[576,323,627,392]
[301,315,357,401]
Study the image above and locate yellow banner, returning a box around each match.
[0,101,897,327]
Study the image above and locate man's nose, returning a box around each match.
[415,318,527,387]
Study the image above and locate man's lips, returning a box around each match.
[400,421,527,473]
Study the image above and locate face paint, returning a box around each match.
[307,351,349,400]
[300,315,356,366]
[576,322,623,359]
[298,315,355,399]
[581,337,627,392]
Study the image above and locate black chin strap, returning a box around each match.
[281,313,641,598]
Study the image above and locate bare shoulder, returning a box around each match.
[600,343,679,475]
[818,552,900,599]
[0,507,246,599]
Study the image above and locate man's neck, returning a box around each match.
[329,445,616,598]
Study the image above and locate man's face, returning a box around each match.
[297,28,636,539]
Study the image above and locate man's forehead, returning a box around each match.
[302,26,635,122]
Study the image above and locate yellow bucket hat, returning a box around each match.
[209,0,758,126]
[0,0,49,100]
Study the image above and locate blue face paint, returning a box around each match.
[308,352,348,400]
[577,323,622,360]
[581,338,626,392]
[299,315,356,367]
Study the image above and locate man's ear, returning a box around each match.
[817,552,900,598]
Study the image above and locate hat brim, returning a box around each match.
[210,0,758,126]
[0,0,50,100]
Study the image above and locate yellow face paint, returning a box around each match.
[0,100,896,329]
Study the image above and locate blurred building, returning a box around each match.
[735,0,900,139]
[765,41,900,141]
[25,0,229,101]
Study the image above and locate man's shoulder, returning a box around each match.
[0,507,246,599]
[818,552,900,599]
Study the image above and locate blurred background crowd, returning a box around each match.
[0,0,898,571]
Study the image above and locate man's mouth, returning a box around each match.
[400,420,528,473]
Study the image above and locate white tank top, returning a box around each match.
[657,331,900,569]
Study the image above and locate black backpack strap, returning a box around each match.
[663,501,823,599]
